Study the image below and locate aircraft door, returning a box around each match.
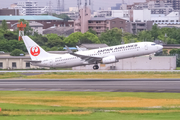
[144,43,148,50]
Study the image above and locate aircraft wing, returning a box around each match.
[65,45,102,63]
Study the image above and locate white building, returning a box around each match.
[133,9,151,22]
[29,22,44,34]
[69,7,78,12]
[151,12,179,23]
[93,10,130,21]
[151,12,180,27]
[111,10,130,21]
[12,0,49,15]
[93,9,151,22]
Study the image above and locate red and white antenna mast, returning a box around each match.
[17,22,26,41]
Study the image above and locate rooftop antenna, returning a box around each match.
[62,0,64,11]
[85,0,87,7]
[77,0,80,10]
[85,0,87,13]
[48,0,52,15]
[91,0,94,13]
[57,0,61,11]
[122,0,124,4]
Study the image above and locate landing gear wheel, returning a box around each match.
[93,65,99,70]
[149,56,152,60]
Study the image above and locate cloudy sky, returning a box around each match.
[0,0,145,10]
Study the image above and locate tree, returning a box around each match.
[88,28,97,35]
[99,28,122,46]
[79,32,100,44]
[46,34,64,48]
[0,40,11,52]
[64,32,100,46]
[8,40,27,52]
[169,49,177,55]
[151,24,159,40]
[123,32,139,43]
[137,30,153,42]
[10,49,25,56]
[1,20,8,31]
[52,13,71,21]
[30,35,48,46]
[4,31,18,40]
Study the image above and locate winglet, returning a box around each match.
[76,46,82,51]
[65,45,73,54]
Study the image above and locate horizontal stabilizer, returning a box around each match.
[24,60,41,63]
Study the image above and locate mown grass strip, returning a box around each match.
[24,72,180,79]
[1,111,91,115]
[1,91,180,108]
[119,110,180,114]
[0,73,24,79]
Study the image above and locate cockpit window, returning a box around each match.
[151,44,156,46]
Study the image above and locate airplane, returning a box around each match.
[22,36,163,70]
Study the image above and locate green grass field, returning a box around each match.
[1,72,180,79]
[0,91,180,120]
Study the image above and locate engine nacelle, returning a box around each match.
[102,56,117,64]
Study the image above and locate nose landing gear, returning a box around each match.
[93,65,99,70]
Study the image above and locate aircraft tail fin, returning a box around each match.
[22,36,51,60]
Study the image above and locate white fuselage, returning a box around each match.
[32,42,163,68]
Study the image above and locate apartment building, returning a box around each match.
[88,17,127,35]
[74,6,91,33]
[147,0,180,10]
[129,0,173,15]
[126,21,153,34]
[10,0,49,15]
[0,16,74,31]
[0,9,19,15]
[74,6,153,35]
[173,0,180,10]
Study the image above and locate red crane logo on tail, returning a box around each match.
[30,46,40,56]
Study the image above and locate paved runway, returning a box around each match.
[0,79,180,93]
[0,70,180,73]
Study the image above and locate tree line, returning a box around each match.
[1,20,180,56]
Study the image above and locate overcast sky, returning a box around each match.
[0,0,145,10]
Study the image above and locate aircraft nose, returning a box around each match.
[157,45,163,50]
[159,45,163,49]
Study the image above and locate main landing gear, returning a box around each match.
[149,54,152,60]
[93,64,99,70]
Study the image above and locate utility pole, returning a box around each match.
[57,0,61,11]
[91,0,94,13]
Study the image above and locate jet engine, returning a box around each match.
[102,56,117,64]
